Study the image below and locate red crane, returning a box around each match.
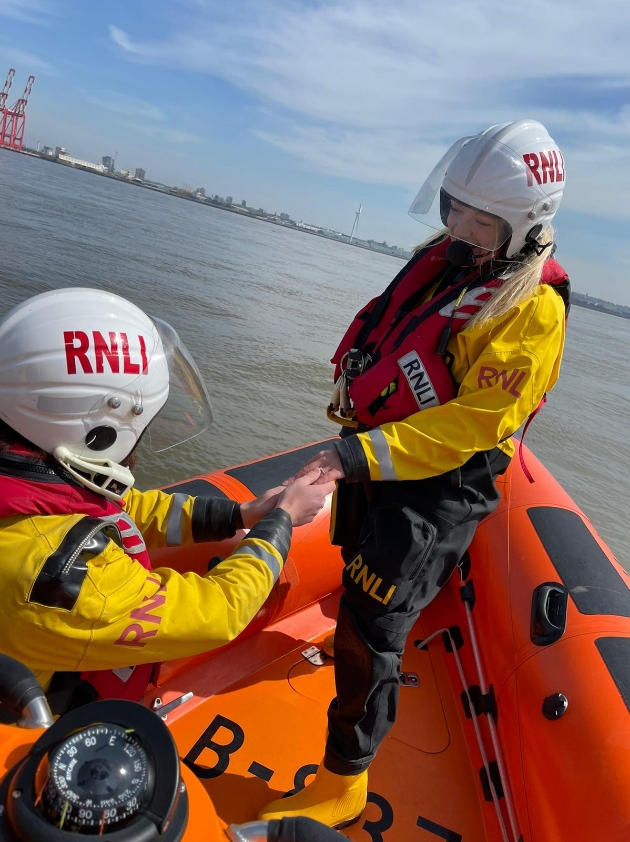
[0,68,15,111]
[1,71,35,150]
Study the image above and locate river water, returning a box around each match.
[1,150,628,567]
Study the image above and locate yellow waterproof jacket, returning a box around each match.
[0,484,290,691]
[336,283,566,482]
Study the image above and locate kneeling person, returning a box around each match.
[0,288,335,704]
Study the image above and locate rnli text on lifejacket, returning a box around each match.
[398,351,440,410]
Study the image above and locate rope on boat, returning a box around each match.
[415,627,513,842]
[460,585,522,842]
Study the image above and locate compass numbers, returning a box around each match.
[41,723,150,832]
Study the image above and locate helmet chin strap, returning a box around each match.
[493,238,555,269]
[447,235,553,271]
[53,446,135,502]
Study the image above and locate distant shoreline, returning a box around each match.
[4,145,630,319]
[1,145,409,263]
[570,299,630,321]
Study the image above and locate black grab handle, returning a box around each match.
[269,817,348,840]
[530,582,569,646]
[0,653,46,716]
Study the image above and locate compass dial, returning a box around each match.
[41,723,150,833]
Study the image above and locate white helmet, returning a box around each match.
[409,119,565,258]
[0,288,213,500]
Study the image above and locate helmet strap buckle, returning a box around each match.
[521,225,554,259]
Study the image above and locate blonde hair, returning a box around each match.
[413,227,555,328]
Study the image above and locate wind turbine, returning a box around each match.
[349,204,362,243]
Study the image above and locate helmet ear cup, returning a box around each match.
[85,426,118,452]
[526,223,543,243]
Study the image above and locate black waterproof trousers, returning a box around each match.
[324,447,511,775]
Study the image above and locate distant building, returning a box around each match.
[241,199,247,207]
[58,153,106,173]
[226,196,233,205]
[102,156,114,173]
[54,146,66,158]
[134,168,146,181]
[42,146,53,156]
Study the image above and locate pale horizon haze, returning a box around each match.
[1,0,630,305]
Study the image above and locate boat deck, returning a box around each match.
[149,592,490,841]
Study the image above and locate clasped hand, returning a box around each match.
[240,465,338,529]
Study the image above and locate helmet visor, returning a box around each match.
[146,317,213,453]
[408,135,473,217]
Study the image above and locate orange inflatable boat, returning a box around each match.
[2,438,630,842]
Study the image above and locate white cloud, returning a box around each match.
[0,46,54,75]
[106,0,630,222]
[128,122,204,146]
[87,91,165,122]
[108,25,137,55]
[0,0,53,23]
[254,124,442,188]
[108,0,630,121]
[79,88,202,147]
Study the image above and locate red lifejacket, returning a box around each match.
[332,238,569,429]
[0,451,156,703]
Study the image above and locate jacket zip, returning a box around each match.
[60,522,107,578]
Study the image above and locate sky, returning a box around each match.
[1,0,630,304]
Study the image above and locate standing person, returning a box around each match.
[0,288,335,709]
[260,119,570,828]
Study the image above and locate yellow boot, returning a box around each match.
[258,766,368,829]
[322,633,335,659]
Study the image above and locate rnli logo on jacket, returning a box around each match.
[478,366,526,398]
[439,287,496,320]
[115,577,166,647]
[523,150,565,187]
[398,351,440,410]
[64,331,149,375]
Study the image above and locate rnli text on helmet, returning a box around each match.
[523,150,565,187]
[64,331,150,376]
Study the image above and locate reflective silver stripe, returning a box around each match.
[123,542,147,556]
[240,541,281,584]
[104,512,135,536]
[101,512,135,532]
[100,513,147,554]
[166,493,188,547]
[368,429,397,481]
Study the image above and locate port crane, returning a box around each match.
[0,68,15,110]
[1,69,35,150]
